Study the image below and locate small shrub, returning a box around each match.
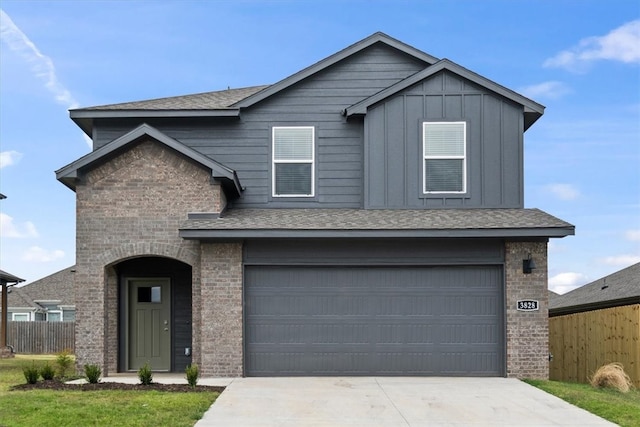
[40,363,56,381]
[84,364,102,384]
[589,362,633,393]
[185,364,199,388]
[56,349,74,379]
[138,362,153,385]
[23,363,40,384]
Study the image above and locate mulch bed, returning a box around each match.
[11,380,225,393]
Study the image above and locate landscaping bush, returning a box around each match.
[84,364,102,384]
[40,363,55,381]
[138,362,153,385]
[56,349,74,379]
[185,364,199,388]
[23,363,40,384]
[590,363,633,393]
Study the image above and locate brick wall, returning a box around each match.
[505,240,549,379]
[200,243,244,376]
[74,139,223,374]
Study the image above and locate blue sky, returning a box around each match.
[1,0,638,293]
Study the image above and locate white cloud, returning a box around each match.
[599,254,640,266]
[0,9,90,147]
[0,212,38,238]
[0,150,23,168]
[544,183,580,201]
[21,246,65,262]
[519,81,571,100]
[544,20,640,71]
[549,272,588,294]
[625,229,640,241]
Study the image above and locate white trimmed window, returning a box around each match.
[46,311,63,322]
[12,313,29,321]
[272,126,314,197]
[423,122,466,193]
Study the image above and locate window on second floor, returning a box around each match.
[423,122,467,194]
[273,126,314,197]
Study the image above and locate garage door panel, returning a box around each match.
[245,266,503,376]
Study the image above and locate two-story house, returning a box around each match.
[56,33,573,378]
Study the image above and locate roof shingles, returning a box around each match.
[181,208,573,234]
[550,262,640,314]
[78,85,270,111]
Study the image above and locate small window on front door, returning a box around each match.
[138,286,161,303]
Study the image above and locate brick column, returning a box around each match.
[200,243,243,376]
[505,241,549,379]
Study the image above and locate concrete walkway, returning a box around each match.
[193,377,616,427]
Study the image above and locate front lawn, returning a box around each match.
[0,355,219,427]
[524,379,640,427]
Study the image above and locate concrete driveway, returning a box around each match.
[195,377,615,427]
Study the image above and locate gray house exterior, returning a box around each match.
[57,33,573,378]
[3,267,76,322]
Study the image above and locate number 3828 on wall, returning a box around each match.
[517,300,539,311]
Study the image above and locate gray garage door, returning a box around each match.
[245,265,503,376]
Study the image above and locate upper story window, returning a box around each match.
[423,122,466,193]
[272,126,315,197]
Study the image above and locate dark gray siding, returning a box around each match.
[365,70,525,209]
[92,43,428,209]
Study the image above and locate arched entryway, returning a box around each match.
[114,256,192,372]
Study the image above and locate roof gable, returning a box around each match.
[56,124,243,197]
[233,32,438,109]
[345,59,545,131]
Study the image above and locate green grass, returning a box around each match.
[0,355,219,427]
[524,379,640,427]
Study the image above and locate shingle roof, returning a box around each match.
[7,266,75,309]
[549,262,640,315]
[78,85,270,111]
[180,208,574,239]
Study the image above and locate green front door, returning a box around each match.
[128,278,171,371]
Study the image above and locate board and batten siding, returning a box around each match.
[365,70,525,209]
[90,43,428,209]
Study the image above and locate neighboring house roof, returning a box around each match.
[344,59,544,131]
[180,208,574,240]
[549,262,640,316]
[56,124,243,197]
[0,270,25,285]
[6,266,75,310]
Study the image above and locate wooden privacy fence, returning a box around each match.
[6,321,75,354]
[549,304,639,387]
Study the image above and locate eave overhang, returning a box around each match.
[55,123,243,198]
[550,296,640,317]
[344,59,545,131]
[178,208,575,241]
[70,109,240,137]
[180,227,574,241]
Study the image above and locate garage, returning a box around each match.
[245,264,504,376]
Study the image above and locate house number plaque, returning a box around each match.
[517,300,539,311]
